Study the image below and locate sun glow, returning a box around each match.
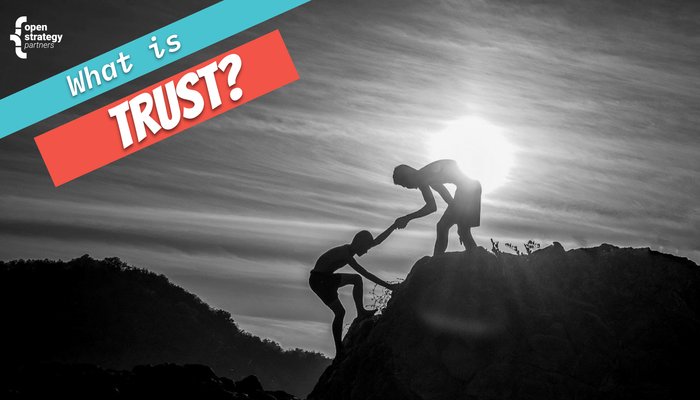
[429,116,514,193]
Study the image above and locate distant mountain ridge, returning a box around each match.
[0,255,329,398]
[309,244,700,400]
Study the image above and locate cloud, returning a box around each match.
[234,315,333,355]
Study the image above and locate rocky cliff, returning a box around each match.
[309,244,700,400]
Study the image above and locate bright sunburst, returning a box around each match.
[429,116,514,193]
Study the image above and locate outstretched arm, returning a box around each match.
[371,223,397,248]
[395,185,437,229]
[348,259,394,290]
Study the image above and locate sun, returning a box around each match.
[428,116,514,193]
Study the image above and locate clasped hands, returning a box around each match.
[394,216,410,229]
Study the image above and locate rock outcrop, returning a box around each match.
[309,244,700,400]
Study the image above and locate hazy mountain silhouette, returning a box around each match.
[309,244,700,400]
[0,255,329,398]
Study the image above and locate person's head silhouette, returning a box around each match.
[393,164,418,188]
[351,230,374,256]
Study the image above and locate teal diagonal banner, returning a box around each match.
[0,0,310,139]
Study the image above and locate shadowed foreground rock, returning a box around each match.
[2,363,299,399]
[309,244,700,400]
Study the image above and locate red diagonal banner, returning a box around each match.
[35,30,299,186]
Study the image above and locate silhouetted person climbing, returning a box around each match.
[393,159,482,255]
[309,225,397,356]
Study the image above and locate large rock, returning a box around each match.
[309,244,700,400]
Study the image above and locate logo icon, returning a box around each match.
[9,16,27,59]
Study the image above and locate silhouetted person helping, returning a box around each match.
[309,225,397,356]
[393,159,482,255]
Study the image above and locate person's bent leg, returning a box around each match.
[434,213,453,256]
[458,224,477,251]
[339,274,375,318]
[327,299,346,355]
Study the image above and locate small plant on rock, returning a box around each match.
[524,240,541,255]
[370,279,403,315]
[505,242,521,256]
[501,240,542,257]
[490,238,502,257]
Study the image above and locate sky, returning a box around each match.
[1,0,699,356]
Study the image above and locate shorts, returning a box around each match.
[441,180,481,244]
[451,179,482,228]
[309,271,342,305]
